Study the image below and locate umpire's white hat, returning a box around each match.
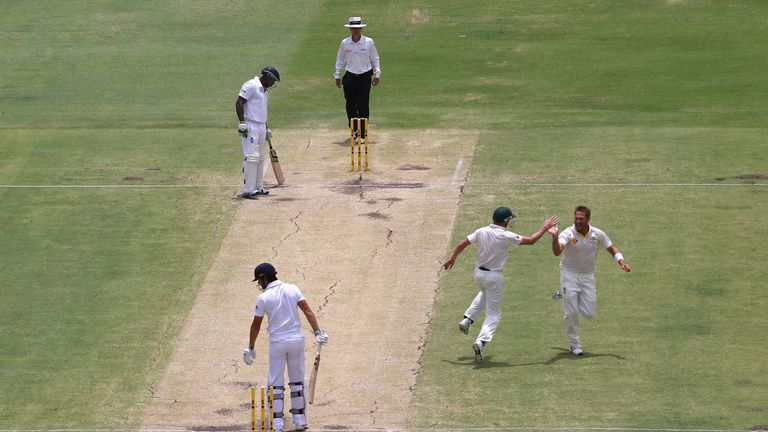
[344,16,367,28]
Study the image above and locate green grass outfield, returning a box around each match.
[1,0,767,430]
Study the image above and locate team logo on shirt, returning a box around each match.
[589,236,598,245]
[571,238,578,244]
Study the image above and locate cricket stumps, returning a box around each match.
[349,117,369,171]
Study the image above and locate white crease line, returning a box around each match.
[452,158,464,186]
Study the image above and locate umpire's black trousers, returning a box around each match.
[342,69,373,129]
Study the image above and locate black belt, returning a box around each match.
[345,69,373,77]
[479,266,491,271]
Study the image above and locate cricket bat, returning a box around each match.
[308,344,321,404]
[266,138,285,185]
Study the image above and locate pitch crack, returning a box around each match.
[270,211,303,260]
[317,280,339,315]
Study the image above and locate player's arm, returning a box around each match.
[235,96,247,122]
[370,39,381,85]
[248,315,264,349]
[334,42,346,88]
[299,300,328,344]
[549,225,565,256]
[520,215,559,245]
[298,300,321,333]
[443,238,471,270]
[607,245,631,272]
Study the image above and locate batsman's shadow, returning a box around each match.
[544,347,628,364]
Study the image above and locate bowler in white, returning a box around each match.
[549,206,631,356]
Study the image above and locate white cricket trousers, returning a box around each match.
[560,269,597,348]
[241,121,267,193]
[268,335,307,430]
[464,268,505,344]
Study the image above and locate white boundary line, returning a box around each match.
[0,428,754,432]
[0,183,766,189]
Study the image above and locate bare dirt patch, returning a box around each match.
[140,128,477,430]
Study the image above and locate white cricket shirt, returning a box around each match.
[466,224,523,272]
[558,225,612,275]
[254,280,306,342]
[334,35,381,79]
[238,77,269,123]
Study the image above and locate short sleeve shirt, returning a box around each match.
[466,224,523,271]
[238,77,269,123]
[558,225,612,274]
[254,280,306,342]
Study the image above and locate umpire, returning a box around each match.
[334,16,381,137]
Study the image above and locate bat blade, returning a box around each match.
[307,345,321,404]
[267,139,285,185]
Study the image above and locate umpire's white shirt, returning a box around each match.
[254,280,306,342]
[467,224,522,272]
[334,35,381,79]
[558,225,612,274]
[239,77,269,123]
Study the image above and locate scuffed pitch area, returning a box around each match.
[140,128,477,430]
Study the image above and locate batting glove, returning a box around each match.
[238,122,248,138]
[243,347,256,365]
[314,329,329,346]
[266,128,272,140]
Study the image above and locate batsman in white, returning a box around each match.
[243,263,329,432]
[235,66,280,199]
[443,207,558,362]
[548,206,631,356]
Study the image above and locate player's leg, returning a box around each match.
[268,342,288,431]
[242,133,259,197]
[561,270,583,355]
[357,73,373,134]
[476,271,505,345]
[462,270,487,329]
[578,275,597,320]
[251,123,269,194]
[342,73,357,128]
[570,275,596,355]
[285,338,308,430]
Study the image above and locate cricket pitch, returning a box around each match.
[140,127,478,430]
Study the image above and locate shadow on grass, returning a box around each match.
[443,356,530,369]
[544,346,628,364]
[442,347,627,370]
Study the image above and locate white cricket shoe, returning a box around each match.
[569,345,583,356]
[472,341,484,362]
[294,414,308,431]
[458,318,472,335]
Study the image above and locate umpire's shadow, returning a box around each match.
[544,347,628,364]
